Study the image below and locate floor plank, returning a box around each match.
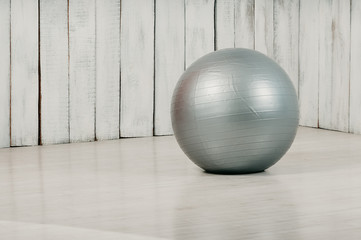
[1,127,361,239]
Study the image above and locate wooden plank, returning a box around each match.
[216,0,235,49]
[154,0,184,136]
[329,0,350,132]
[234,0,255,49]
[69,0,96,142]
[185,0,215,67]
[273,0,299,92]
[0,0,10,148]
[318,0,333,131]
[298,0,319,127]
[120,0,154,137]
[319,0,350,132]
[3,127,361,239]
[350,0,361,134]
[254,0,273,57]
[11,0,38,146]
[40,0,69,145]
[95,0,120,140]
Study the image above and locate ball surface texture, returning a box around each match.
[171,48,299,174]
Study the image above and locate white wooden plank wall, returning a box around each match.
[330,0,350,132]
[154,0,184,136]
[216,0,235,49]
[234,0,255,49]
[69,0,96,142]
[120,0,154,137]
[299,0,320,127]
[40,0,69,145]
[254,0,273,57]
[350,0,361,134]
[273,0,299,92]
[11,0,39,146]
[0,0,360,149]
[318,0,350,132]
[331,0,350,132]
[327,0,350,132]
[185,0,215,67]
[318,0,333,131]
[0,0,10,148]
[95,0,120,140]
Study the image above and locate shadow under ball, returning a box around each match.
[171,48,299,174]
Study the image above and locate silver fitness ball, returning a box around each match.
[171,48,299,174]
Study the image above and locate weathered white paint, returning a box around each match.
[273,0,299,92]
[2,0,361,149]
[120,0,154,137]
[11,0,38,146]
[234,0,254,49]
[216,0,235,49]
[154,0,184,136]
[40,0,69,145]
[350,0,361,134]
[299,0,319,127]
[185,0,215,67]
[0,0,10,148]
[318,0,333,132]
[255,0,273,57]
[69,0,96,142]
[319,0,350,132]
[95,0,120,140]
[329,0,350,132]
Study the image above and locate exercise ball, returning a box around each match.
[171,48,299,174]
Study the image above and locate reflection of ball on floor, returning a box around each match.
[171,48,299,174]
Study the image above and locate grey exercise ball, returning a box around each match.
[171,48,299,174]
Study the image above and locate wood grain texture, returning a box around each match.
[0,0,10,148]
[95,0,120,140]
[216,0,235,49]
[319,0,350,132]
[40,0,69,145]
[1,0,361,149]
[273,0,299,92]
[120,0,154,137]
[349,0,361,134]
[298,0,319,127]
[185,0,215,67]
[318,0,333,131]
[69,0,96,142]
[2,127,361,239]
[11,0,38,146]
[154,0,184,136]
[234,0,255,49]
[254,0,273,57]
[329,0,350,132]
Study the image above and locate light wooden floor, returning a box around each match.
[1,127,361,240]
